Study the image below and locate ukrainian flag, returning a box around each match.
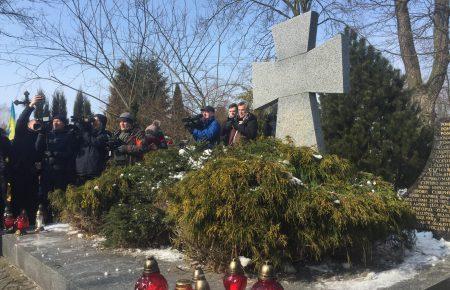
[6,102,16,140]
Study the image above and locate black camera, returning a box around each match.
[182,114,203,130]
[33,117,51,132]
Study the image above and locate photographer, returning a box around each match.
[10,95,43,217]
[186,106,221,148]
[229,101,258,145]
[73,114,109,185]
[35,115,76,216]
[110,112,147,166]
[221,103,238,146]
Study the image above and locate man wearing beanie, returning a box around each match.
[111,112,147,166]
[74,114,110,185]
[35,114,76,219]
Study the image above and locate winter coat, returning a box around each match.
[230,113,258,144]
[192,117,221,147]
[12,106,40,170]
[221,117,234,145]
[145,130,168,149]
[0,134,12,176]
[75,124,109,178]
[35,128,76,172]
[112,127,147,165]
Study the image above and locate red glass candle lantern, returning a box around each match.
[15,209,29,234]
[3,206,15,232]
[135,256,168,290]
[251,261,283,290]
[223,258,247,290]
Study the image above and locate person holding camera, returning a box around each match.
[10,95,44,217]
[221,103,238,146]
[35,115,76,216]
[186,106,221,148]
[229,101,258,145]
[110,112,147,166]
[73,114,110,185]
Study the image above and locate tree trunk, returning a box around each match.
[395,0,449,125]
[395,0,423,89]
[410,88,436,124]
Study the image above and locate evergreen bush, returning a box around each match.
[162,138,416,269]
[321,30,433,188]
[50,138,415,269]
[49,146,208,246]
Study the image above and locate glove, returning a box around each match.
[117,145,128,153]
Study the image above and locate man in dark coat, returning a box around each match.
[221,103,238,146]
[229,101,258,145]
[35,115,76,217]
[74,114,109,185]
[0,128,12,212]
[111,112,147,166]
[10,95,43,217]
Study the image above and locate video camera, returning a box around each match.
[182,114,203,130]
[33,117,52,132]
[70,116,95,129]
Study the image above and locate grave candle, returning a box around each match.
[15,209,29,234]
[3,206,15,232]
[251,261,283,290]
[223,258,247,290]
[134,256,168,290]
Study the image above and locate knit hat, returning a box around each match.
[145,120,161,133]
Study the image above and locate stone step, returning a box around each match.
[2,226,450,290]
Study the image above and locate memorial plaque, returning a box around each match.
[407,119,450,239]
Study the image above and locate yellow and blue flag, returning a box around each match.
[5,102,16,140]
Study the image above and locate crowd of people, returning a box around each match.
[0,96,258,222]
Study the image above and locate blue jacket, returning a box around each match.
[193,117,221,146]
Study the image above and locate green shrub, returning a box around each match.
[50,138,415,269]
[162,138,415,269]
[49,146,207,246]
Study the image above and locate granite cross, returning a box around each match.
[252,11,349,151]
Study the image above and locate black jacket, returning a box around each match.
[233,113,258,141]
[221,117,234,145]
[12,106,39,170]
[75,125,109,177]
[0,134,12,176]
[35,128,75,172]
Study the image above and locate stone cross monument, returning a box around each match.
[252,11,350,151]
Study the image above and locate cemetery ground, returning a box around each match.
[1,224,449,289]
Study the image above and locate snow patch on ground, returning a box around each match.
[317,231,450,289]
[45,223,70,232]
[126,248,184,263]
